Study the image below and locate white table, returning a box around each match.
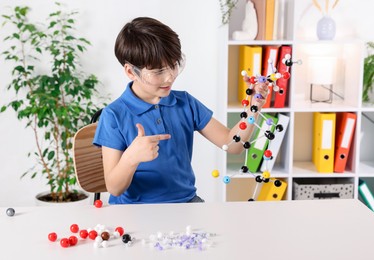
[1,199,374,260]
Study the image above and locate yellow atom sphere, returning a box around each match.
[212,169,220,178]
[262,171,270,179]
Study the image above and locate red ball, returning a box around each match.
[249,76,256,84]
[115,226,124,236]
[94,199,103,208]
[88,230,98,240]
[70,224,79,233]
[241,99,250,107]
[79,229,88,239]
[264,149,272,158]
[282,71,290,80]
[69,236,78,246]
[48,232,57,242]
[239,122,247,130]
[60,238,70,248]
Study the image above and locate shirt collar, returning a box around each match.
[121,81,177,115]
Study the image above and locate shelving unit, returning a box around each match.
[218,0,374,205]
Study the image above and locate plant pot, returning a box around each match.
[35,191,91,206]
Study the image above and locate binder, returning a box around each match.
[334,112,357,173]
[262,85,273,108]
[252,0,266,40]
[238,45,262,103]
[273,45,292,108]
[246,113,279,173]
[312,112,336,173]
[262,45,279,108]
[359,179,374,211]
[265,0,276,40]
[260,113,290,172]
[257,178,287,201]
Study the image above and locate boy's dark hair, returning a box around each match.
[115,17,182,69]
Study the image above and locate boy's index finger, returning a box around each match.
[149,134,171,142]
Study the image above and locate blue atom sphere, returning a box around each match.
[223,175,231,184]
[6,208,15,217]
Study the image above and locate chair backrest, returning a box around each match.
[73,122,107,195]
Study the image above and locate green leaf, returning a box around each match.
[47,151,55,160]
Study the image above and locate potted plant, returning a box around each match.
[363,41,374,103]
[219,0,239,25]
[1,4,103,203]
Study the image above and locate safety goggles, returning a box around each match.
[128,55,186,86]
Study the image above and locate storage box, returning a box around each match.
[293,180,354,200]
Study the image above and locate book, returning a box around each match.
[359,179,374,211]
[265,0,276,40]
[237,45,262,102]
[252,0,266,40]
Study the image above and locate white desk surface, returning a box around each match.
[1,199,374,260]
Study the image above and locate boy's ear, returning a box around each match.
[124,64,136,80]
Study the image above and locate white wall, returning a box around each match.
[0,0,224,206]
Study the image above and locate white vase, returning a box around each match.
[317,16,336,40]
[35,191,91,206]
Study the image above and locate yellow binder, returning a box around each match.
[237,45,262,103]
[257,178,287,201]
[312,112,336,173]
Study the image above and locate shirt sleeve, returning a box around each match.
[93,107,127,151]
[186,92,213,131]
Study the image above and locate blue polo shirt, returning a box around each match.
[93,82,213,204]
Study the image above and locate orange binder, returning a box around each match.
[334,112,357,173]
[273,45,292,108]
[262,84,272,108]
[252,0,266,40]
[312,112,336,173]
[238,45,262,103]
[265,0,276,40]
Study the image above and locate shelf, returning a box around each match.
[220,0,374,204]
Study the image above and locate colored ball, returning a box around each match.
[101,231,111,241]
[69,235,78,246]
[262,171,270,179]
[247,116,255,124]
[94,199,103,208]
[212,169,220,178]
[258,76,267,83]
[60,238,70,248]
[222,144,228,151]
[6,208,15,217]
[241,70,247,76]
[115,227,125,236]
[264,150,272,158]
[282,71,290,80]
[223,175,231,184]
[79,229,88,239]
[122,234,132,244]
[48,232,58,242]
[266,118,273,125]
[249,76,256,84]
[241,99,250,107]
[239,122,247,130]
[70,224,79,233]
[88,230,98,240]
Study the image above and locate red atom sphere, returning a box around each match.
[94,199,103,208]
[241,99,250,107]
[250,76,256,84]
[282,71,290,80]
[239,122,247,130]
[79,229,88,239]
[115,226,124,236]
[60,238,70,248]
[264,149,272,158]
[69,236,78,246]
[70,224,79,233]
[48,232,58,242]
[88,230,98,240]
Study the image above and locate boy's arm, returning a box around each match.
[199,81,268,155]
[102,123,171,196]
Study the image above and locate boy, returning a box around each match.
[93,17,268,204]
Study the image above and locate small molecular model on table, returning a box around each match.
[215,54,301,201]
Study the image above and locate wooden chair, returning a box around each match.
[73,109,107,203]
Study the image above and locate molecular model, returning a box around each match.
[217,54,301,201]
